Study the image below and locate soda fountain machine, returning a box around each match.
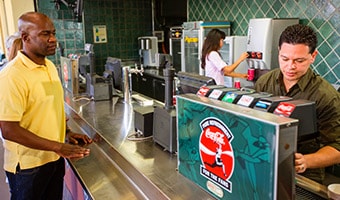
[78,44,113,101]
[246,18,299,81]
[138,36,158,67]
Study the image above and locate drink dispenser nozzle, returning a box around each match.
[259,61,267,70]
[139,38,145,67]
[247,59,253,69]
[145,38,151,50]
[122,64,144,103]
[122,66,131,103]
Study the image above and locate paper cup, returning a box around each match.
[328,184,340,200]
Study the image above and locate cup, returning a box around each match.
[328,184,340,200]
[234,79,241,89]
[247,68,255,81]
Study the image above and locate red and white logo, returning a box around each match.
[63,62,69,83]
[197,86,210,96]
[199,117,234,193]
[274,102,296,117]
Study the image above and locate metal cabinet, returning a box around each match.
[131,73,165,102]
[153,78,165,102]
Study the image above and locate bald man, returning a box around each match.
[0,12,92,199]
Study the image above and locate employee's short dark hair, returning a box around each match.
[279,24,317,54]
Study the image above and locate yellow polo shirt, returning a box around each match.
[0,51,66,173]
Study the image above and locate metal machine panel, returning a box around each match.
[153,107,177,153]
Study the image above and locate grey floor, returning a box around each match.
[0,144,10,199]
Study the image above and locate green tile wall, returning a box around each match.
[37,1,85,66]
[83,0,152,73]
[37,0,338,84]
[188,0,340,84]
[37,0,151,75]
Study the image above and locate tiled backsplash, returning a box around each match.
[38,0,152,74]
[37,0,339,84]
[38,1,85,66]
[188,0,339,84]
[82,0,152,73]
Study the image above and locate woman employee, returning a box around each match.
[201,28,249,85]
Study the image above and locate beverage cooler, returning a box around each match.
[220,36,252,88]
[181,21,231,75]
[169,26,183,72]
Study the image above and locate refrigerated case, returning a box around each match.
[181,21,231,75]
[220,36,253,88]
[181,21,201,75]
[169,26,183,72]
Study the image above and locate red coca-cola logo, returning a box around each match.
[63,62,69,83]
[199,117,234,192]
[274,102,296,117]
[197,86,210,96]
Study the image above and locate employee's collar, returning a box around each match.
[18,51,47,69]
[276,68,313,92]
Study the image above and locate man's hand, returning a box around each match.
[67,132,93,146]
[56,143,90,159]
[295,153,307,173]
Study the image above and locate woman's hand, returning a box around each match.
[238,52,249,62]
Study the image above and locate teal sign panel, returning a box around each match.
[177,97,278,199]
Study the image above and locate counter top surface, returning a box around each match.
[65,92,216,200]
[64,91,329,200]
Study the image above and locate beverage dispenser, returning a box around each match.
[273,99,317,141]
[138,36,158,67]
[246,18,299,81]
[254,96,293,113]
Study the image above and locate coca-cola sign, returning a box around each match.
[273,102,296,117]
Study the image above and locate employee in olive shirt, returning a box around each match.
[255,24,340,183]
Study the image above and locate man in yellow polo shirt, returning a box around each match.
[0,12,92,199]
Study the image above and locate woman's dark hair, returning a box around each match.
[279,24,318,54]
[201,29,226,69]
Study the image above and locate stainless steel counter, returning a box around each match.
[64,90,330,199]
[64,92,215,200]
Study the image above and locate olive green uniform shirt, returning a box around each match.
[255,68,340,183]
